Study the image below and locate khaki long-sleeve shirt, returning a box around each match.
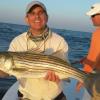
[8,30,69,100]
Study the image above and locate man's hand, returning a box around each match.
[76,81,84,92]
[44,70,60,84]
[0,70,9,78]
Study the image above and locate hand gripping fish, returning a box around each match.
[0,52,99,97]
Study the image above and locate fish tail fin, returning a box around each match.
[84,72,100,97]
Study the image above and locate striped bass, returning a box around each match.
[0,51,99,96]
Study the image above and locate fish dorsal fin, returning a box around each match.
[26,50,45,55]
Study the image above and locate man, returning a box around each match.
[6,1,69,100]
[76,3,100,100]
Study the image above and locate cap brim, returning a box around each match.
[86,7,100,16]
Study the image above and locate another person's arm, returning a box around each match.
[76,31,100,91]
[83,31,100,73]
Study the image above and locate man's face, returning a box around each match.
[91,14,100,26]
[26,6,48,31]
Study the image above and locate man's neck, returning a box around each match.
[30,28,46,36]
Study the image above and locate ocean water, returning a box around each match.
[0,22,92,99]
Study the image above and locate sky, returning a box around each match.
[0,0,100,32]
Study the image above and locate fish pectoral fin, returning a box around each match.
[62,78,71,83]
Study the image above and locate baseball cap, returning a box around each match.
[26,1,47,14]
[86,3,100,16]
